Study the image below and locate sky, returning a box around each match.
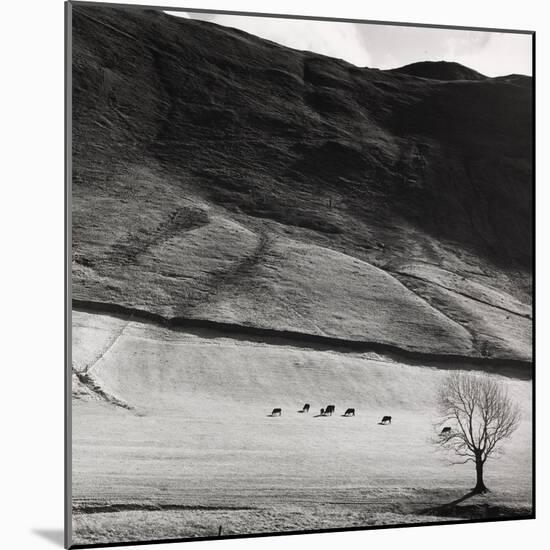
[165,11,532,77]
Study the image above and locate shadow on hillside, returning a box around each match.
[420,491,532,520]
[421,490,476,516]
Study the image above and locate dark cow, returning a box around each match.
[271,408,282,416]
[301,403,310,413]
[440,426,452,435]
[380,415,392,424]
[344,408,355,416]
[325,405,335,416]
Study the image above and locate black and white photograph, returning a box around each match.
[67,1,534,546]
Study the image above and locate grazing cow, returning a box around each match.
[325,405,335,416]
[380,415,392,424]
[302,403,310,413]
[271,408,282,416]
[344,408,355,416]
[441,426,452,435]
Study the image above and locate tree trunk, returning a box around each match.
[473,457,488,494]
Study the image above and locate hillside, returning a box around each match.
[71,5,533,363]
[71,310,532,544]
[389,60,487,81]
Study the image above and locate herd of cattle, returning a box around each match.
[269,406,452,434]
[269,404,392,424]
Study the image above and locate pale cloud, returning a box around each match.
[166,12,372,67]
[356,25,532,76]
[165,11,532,77]
[446,32,533,76]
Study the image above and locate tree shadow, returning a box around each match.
[32,528,64,546]
[420,490,477,516]
[420,489,532,520]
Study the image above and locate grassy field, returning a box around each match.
[72,490,531,544]
[71,310,532,545]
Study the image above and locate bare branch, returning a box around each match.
[433,372,521,492]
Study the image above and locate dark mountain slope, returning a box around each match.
[71,6,532,362]
[389,60,487,81]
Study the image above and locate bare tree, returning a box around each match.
[434,372,521,494]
